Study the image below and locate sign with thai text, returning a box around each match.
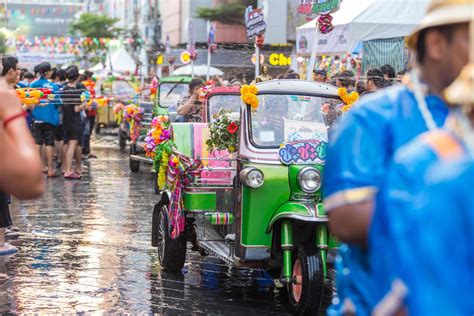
[245,6,267,38]
[279,140,327,165]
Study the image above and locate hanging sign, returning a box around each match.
[244,6,267,38]
[180,51,192,64]
[297,0,341,15]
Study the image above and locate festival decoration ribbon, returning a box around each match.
[151,136,203,239]
[166,152,203,239]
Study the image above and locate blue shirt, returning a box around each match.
[369,131,452,310]
[30,77,62,126]
[403,159,474,315]
[323,85,448,315]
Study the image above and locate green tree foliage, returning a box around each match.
[70,13,121,39]
[196,0,258,25]
[0,32,7,55]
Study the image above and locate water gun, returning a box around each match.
[80,91,108,108]
[82,79,96,92]
[16,88,55,108]
[94,96,109,107]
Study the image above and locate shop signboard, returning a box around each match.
[7,4,82,36]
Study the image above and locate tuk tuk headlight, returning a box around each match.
[298,167,321,193]
[240,167,264,188]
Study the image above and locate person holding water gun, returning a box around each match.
[61,67,88,180]
[30,62,63,178]
[81,70,97,159]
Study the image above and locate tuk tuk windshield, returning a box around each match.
[112,80,136,99]
[159,83,189,113]
[250,94,340,148]
[208,95,241,121]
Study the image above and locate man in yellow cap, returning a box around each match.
[324,1,471,314]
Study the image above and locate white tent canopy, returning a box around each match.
[296,0,430,55]
[172,64,224,77]
[90,47,137,74]
[348,0,431,41]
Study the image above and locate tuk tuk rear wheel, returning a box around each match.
[129,158,140,173]
[119,136,127,149]
[287,244,324,315]
[156,206,187,272]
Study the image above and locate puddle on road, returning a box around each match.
[1,146,289,315]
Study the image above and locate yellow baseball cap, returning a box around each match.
[408,0,474,48]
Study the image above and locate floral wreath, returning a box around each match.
[143,116,174,189]
[113,103,125,125]
[123,104,144,143]
[206,108,240,153]
[240,84,259,110]
[337,88,359,112]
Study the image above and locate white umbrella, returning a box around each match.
[172,64,224,77]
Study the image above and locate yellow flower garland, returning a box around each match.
[338,87,359,113]
[240,84,259,110]
[157,151,169,190]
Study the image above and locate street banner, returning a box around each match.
[296,24,356,55]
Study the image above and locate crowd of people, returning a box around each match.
[0,56,100,280]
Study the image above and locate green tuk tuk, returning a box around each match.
[96,78,136,134]
[155,76,196,119]
[151,79,340,314]
[129,76,203,172]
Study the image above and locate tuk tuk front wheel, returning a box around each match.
[287,244,324,315]
[156,206,187,272]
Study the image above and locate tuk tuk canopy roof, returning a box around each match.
[159,76,195,84]
[254,79,338,97]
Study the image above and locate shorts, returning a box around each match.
[56,125,64,141]
[32,123,57,146]
[0,191,12,228]
[63,128,81,143]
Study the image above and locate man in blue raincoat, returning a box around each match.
[323,1,470,314]
[368,3,473,314]
[371,57,474,315]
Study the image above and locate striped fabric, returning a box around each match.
[362,37,408,73]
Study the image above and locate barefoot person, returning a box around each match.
[61,67,87,180]
[30,62,62,178]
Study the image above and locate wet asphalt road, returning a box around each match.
[1,135,290,315]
